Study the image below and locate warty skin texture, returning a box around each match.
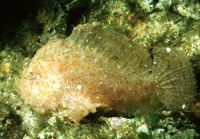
[16,24,196,122]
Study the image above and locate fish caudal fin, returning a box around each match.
[152,47,197,110]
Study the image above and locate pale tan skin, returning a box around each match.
[16,24,196,122]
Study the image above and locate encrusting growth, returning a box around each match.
[16,24,197,122]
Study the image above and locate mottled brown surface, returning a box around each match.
[16,24,196,122]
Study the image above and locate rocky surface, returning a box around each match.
[0,0,200,138]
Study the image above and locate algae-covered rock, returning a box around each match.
[0,0,200,138]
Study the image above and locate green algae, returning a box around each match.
[0,0,200,138]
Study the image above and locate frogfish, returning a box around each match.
[16,24,197,122]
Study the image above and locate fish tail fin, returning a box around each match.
[152,47,197,110]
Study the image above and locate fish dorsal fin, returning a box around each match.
[69,24,152,77]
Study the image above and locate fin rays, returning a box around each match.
[152,47,196,110]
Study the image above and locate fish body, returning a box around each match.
[16,24,196,122]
